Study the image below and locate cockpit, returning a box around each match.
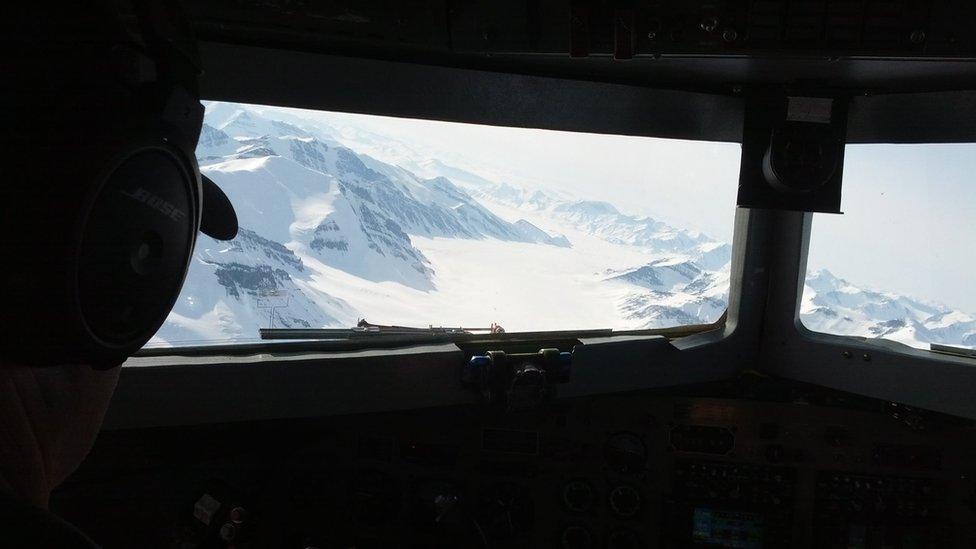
[4,2,976,548]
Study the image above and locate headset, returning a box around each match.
[1,1,237,369]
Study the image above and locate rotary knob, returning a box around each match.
[507,363,549,411]
[608,485,641,519]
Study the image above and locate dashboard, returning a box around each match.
[52,377,976,548]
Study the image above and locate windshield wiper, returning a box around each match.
[259,319,612,341]
[137,321,715,358]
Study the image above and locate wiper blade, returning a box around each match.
[257,318,719,343]
[355,318,506,334]
[138,323,713,358]
[259,323,613,342]
[259,318,506,341]
[259,328,452,340]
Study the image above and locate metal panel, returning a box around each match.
[198,42,976,145]
[848,90,976,143]
[197,41,744,142]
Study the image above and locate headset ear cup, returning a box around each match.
[1,3,206,368]
[0,143,200,368]
[72,145,199,363]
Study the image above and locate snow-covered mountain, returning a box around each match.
[152,103,577,344]
[801,269,976,350]
[160,228,358,345]
[150,102,975,352]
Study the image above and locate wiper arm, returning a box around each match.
[355,318,507,334]
[259,319,507,341]
[138,322,710,359]
[258,320,615,341]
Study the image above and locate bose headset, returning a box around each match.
[1,1,238,368]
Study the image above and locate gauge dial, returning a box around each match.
[561,479,596,513]
[604,432,647,474]
[608,485,641,519]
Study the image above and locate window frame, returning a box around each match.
[100,41,976,430]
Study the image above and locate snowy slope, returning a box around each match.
[152,228,357,345]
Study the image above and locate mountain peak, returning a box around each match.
[555,200,619,217]
[814,267,838,279]
[808,268,844,285]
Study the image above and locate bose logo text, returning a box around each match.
[121,188,187,223]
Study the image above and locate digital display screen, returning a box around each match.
[692,507,764,548]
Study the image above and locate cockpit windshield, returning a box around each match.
[148,101,741,347]
[803,143,976,352]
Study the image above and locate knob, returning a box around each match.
[463,355,490,386]
[229,506,247,524]
[542,349,572,382]
[507,363,549,411]
[218,522,237,542]
[608,485,641,519]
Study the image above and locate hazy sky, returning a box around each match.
[255,105,974,313]
[807,144,976,312]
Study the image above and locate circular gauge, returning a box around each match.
[608,485,641,519]
[560,525,594,549]
[477,482,534,540]
[604,432,647,474]
[349,470,399,526]
[607,527,643,549]
[561,479,596,513]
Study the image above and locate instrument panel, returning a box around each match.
[53,379,976,548]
